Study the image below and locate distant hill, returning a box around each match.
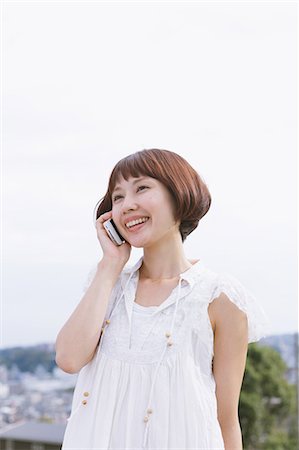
[0,343,56,374]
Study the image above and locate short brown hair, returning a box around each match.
[94,148,211,242]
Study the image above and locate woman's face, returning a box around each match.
[111,175,180,248]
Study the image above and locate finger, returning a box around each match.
[97,211,112,220]
[95,211,113,227]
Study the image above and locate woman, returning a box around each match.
[56,148,269,449]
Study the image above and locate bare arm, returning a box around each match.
[208,293,249,450]
[55,258,122,374]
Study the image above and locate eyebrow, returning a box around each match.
[113,177,150,193]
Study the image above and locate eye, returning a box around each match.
[137,185,148,192]
[112,185,149,202]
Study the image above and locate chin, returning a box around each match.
[128,241,145,249]
[127,236,151,249]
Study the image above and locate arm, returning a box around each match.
[208,292,249,450]
[55,258,122,374]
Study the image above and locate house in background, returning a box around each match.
[0,421,66,449]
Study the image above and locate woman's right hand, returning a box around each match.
[95,210,132,268]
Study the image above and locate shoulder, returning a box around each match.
[202,272,249,346]
[205,270,270,343]
[208,291,248,335]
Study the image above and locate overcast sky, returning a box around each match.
[2,1,297,348]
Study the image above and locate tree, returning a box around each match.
[239,343,298,450]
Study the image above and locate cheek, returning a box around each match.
[111,207,119,222]
[147,192,163,207]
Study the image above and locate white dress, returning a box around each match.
[61,256,270,450]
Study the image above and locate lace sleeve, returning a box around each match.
[81,263,122,317]
[211,272,271,343]
[81,264,98,295]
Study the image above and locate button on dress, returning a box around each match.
[61,256,270,450]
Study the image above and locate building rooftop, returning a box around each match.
[0,421,66,444]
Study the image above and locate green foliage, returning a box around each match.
[239,343,298,450]
[261,429,296,450]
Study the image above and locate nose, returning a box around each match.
[120,193,138,214]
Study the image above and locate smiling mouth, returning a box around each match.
[125,218,150,232]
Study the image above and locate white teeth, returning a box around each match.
[126,217,149,228]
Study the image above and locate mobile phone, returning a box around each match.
[103,218,126,246]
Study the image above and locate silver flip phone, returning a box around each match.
[103,218,126,246]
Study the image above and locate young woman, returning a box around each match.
[57,148,269,450]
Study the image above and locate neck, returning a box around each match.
[139,253,195,282]
[140,274,181,283]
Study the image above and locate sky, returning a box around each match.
[1,1,297,348]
